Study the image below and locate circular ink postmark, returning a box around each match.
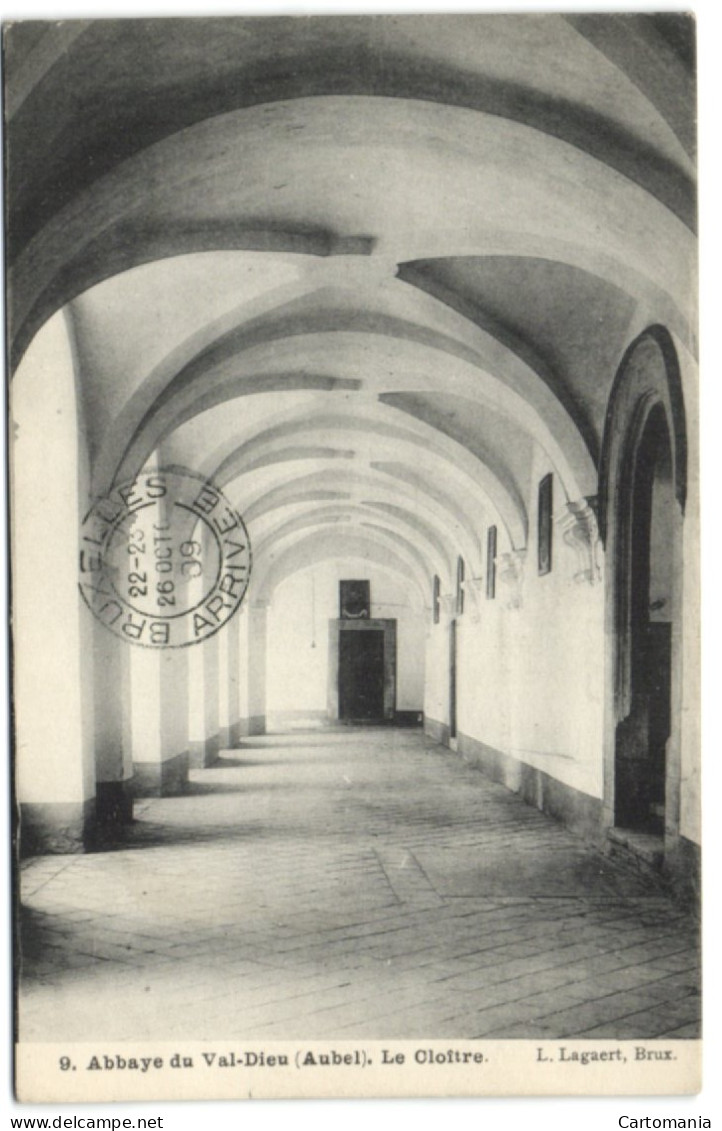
[79,469,251,647]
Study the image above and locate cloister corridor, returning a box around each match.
[7,17,701,1104]
[19,726,700,1044]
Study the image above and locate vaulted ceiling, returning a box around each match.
[6,14,696,598]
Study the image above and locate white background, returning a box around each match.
[1,1,718,1129]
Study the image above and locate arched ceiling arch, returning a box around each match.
[104,315,595,503]
[6,16,695,619]
[188,400,523,544]
[252,505,448,587]
[6,13,693,264]
[9,94,695,372]
[79,260,601,504]
[230,465,471,562]
[203,414,521,548]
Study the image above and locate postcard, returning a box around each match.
[6,11,700,1104]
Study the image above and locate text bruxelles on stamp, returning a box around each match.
[79,469,251,648]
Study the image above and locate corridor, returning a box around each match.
[19,728,700,1044]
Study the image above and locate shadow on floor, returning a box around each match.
[181,780,257,795]
[237,739,360,750]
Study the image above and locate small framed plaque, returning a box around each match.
[538,473,553,576]
[340,579,370,619]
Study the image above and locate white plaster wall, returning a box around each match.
[427,448,606,802]
[267,560,426,715]
[12,312,96,804]
[423,618,449,727]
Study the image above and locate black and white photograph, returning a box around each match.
[6,7,703,1105]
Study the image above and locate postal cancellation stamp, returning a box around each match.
[78,469,251,648]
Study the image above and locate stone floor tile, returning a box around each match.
[18,727,700,1041]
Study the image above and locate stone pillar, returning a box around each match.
[129,647,189,796]
[114,463,191,796]
[218,612,242,748]
[496,549,527,609]
[186,521,222,765]
[12,312,96,853]
[94,622,134,826]
[236,606,251,735]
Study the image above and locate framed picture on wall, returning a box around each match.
[456,556,465,615]
[538,473,553,575]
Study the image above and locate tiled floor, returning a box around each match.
[19,727,700,1041]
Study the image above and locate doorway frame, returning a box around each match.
[599,325,687,863]
[327,618,397,722]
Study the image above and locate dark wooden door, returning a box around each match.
[338,630,385,721]
[616,622,670,834]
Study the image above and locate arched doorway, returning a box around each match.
[615,403,675,833]
[600,326,687,857]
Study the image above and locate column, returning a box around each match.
[13,312,96,852]
[129,646,189,795]
[94,623,134,825]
